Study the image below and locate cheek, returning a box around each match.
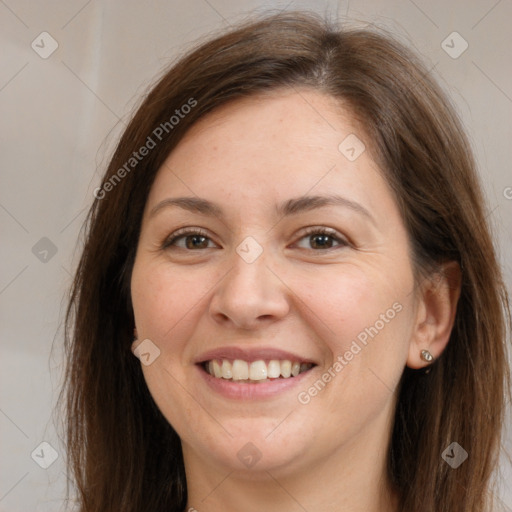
[301,273,412,423]
[131,258,205,343]
[131,259,209,432]
[296,263,414,398]
[300,265,410,348]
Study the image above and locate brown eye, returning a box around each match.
[295,227,348,251]
[162,229,216,250]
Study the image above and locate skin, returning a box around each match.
[130,88,461,512]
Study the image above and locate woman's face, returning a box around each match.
[131,89,419,477]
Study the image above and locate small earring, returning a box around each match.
[420,349,434,363]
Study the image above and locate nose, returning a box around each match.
[209,244,290,330]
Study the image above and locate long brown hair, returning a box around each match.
[58,10,511,511]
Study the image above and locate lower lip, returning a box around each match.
[196,364,316,400]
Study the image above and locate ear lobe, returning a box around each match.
[132,328,139,352]
[406,261,462,369]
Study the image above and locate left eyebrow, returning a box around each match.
[276,194,376,225]
[149,194,376,226]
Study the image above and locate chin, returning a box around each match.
[183,416,315,476]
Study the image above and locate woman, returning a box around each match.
[60,10,511,512]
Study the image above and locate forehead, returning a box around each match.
[177,88,359,157]
[144,88,391,218]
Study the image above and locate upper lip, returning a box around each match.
[194,346,318,365]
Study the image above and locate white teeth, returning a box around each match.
[280,360,292,378]
[232,360,249,380]
[204,358,314,381]
[249,360,267,380]
[212,360,222,378]
[221,360,232,379]
[267,360,281,379]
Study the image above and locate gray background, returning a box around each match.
[1,0,511,510]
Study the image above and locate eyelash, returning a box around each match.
[161,226,349,252]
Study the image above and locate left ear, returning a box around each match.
[406,261,462,369]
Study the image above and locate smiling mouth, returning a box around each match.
[201,358,315,383]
